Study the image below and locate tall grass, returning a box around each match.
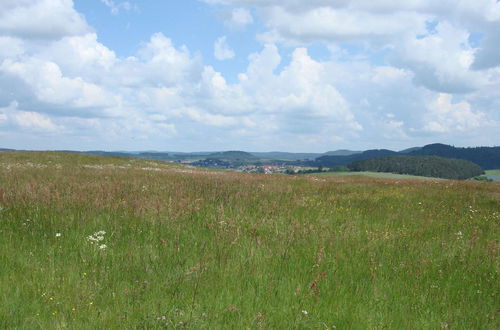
[0,152,498,328]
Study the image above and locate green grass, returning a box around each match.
[310,171,442,180]
[485,169,500,181]
[0,152,499,328]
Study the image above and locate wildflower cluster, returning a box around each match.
[87,230,107,250]
[155,308,208,327]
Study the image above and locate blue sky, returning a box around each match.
[0,0,499,152]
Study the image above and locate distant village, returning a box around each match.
[179,158,306,174]
[237,164,304,174]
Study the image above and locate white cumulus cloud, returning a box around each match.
[214,36,235,60]
[423,94,486,133]
[0,0,90,40]
[0,101,64,133]
[393,22,484,93]
[224,7,253,29]
[99,0,135,15]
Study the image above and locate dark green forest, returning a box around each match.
[315,143,500,169]
[314,149,399,167]
[409,143,500,169]
[348,155,484,180]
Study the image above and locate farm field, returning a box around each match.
[310,171,444,180]
[485,169,500,181]
[0,152,499,329]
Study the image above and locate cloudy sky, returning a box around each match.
[0,0,499,152]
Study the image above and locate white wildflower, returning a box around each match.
[55,233,62,237]
[98,244,107,250]
[302,310,308,315]
[87,230,107,247]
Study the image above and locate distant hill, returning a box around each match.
[315,149,399,167]
[314,143,500,170]
[206,151,257,161]
[82,150,141,158]
[78,150,210,161]
[349,155,484,180]
[399,147,422,154]
[323,149,362,156]
[409,143,500,169]
[250,152,322,161]
[2,143,499,169]
[135,152,171,160]
[244,150,361,160]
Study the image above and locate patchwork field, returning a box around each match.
[309,171,442,180]
[0,152,498,329]
[486,169,500,181]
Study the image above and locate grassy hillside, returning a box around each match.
[0,152,499,328]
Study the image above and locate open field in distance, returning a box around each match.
[314,169,500,181]
[0,152,499,328]
[485,169,500,181]
[309,171,444,180]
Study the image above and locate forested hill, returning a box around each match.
[314,143,500,169]
[314,149,398,167]
[206,151,257,160]
[409,144,500,169]
[348,156,484,180]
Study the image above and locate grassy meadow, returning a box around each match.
[0,152,499,329]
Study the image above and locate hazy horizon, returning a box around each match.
[2,142,499,155]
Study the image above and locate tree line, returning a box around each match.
[348,155,484,180]
[408,143,500,170]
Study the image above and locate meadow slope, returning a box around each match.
[0,152,498,329]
